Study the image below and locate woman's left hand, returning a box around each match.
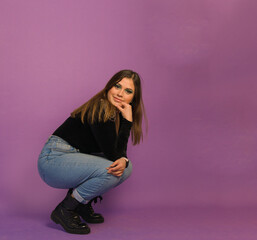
[106,158,126,177]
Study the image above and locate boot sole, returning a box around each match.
[83,218,104,224]
[51,211,90,234]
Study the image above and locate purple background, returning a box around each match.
[1,0,257,239]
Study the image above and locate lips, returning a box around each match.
[113,96,122,102]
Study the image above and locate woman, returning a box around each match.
[38,70,147,234]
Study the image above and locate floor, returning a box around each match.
[1,205,257,240]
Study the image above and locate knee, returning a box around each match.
[106,172,121,186]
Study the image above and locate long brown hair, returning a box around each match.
[71,70,147,145]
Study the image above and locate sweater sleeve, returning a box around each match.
[88,116,132,161]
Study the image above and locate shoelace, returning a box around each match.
[87,196,103,215]
[91,196,103,204]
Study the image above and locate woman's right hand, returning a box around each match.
[113,102,133,122]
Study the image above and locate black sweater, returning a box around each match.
[53,113,132,162]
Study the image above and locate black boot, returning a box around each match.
[50,191,90,234]
[75,196,104,224]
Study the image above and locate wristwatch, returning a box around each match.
[123,157,129,168]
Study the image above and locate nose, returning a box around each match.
[117,89,123,97]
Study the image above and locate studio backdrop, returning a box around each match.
[1,0,257,216]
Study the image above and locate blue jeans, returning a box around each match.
[38,135,132,203]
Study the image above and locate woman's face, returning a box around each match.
[107,77,135,106]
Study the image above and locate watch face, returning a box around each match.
[125,159,129,168]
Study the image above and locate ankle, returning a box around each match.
[61,192,80,210]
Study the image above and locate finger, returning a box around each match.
[115,171,123,177]
[106,163,118,169]
[108,166,123,173]
[107,167,119,173]
[114,104,124,112]
[121,102,132,110]
[110,169,122,174]
[121,102,129,107]
[108,165,122,172]
[110,171,123,177]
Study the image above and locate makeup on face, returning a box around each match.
[107,78,135,106]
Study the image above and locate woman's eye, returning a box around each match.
[125,89,133,94]
[114,84,121,89]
